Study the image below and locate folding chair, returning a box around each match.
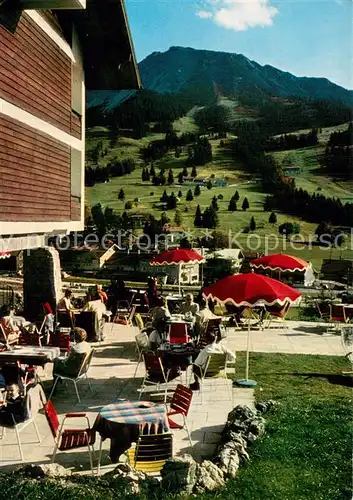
[134,332,151,378]
[138,352,172,402]
[166,384,193,448]
[0,385,45,462]
[195,353,232,404]
[330,304,348,331]
[111,304,136,330]
[49,330,71,356]
[263,302,290,330]
[315,300,331,322]
[0,323,19,348]
[127,432,173,474]
[44,400,96,474]
[168,323,189,344]
[48,349,95,403]
[19,324,43,347]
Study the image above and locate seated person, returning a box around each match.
[179,294,199,318]
[148,320,167,351]
[42,302,55,334]
[52,328,91,379]
[0,383,26,425]
[96,284,108,304]
[152,297,171,331]
[57,289,75,327]
[57,289,74,313]
[0,306,20,344]
[190,332,236,391]
[195,299,221,336]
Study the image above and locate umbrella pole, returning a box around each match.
[178,263,181,296]
[234,310,257,388]
[245,320,250,380]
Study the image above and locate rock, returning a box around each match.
[161,454,197,495]
[248,417,265,438]
[105,463,159,496]
[227,405,257,423]
[256,400,278,414]
[215,437,250,478]
[221,405,258,442]
[15,463,71,478]
[194,460,225,494]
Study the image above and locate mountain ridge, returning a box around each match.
[87,46,353,110]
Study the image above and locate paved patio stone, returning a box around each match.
[0,319,344,474]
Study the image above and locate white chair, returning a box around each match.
[49,349,95,403]
[194,353,233,404]
[0,385,46,462]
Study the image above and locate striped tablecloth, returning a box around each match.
[97,400,169,431]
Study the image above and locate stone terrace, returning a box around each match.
[0,321,344,474]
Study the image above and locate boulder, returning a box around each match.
[194,460,225,494]
[256,400,279,414]
[248,417,265,438]
[15,463,71,478]
[161,454,197,495]
[104,463,159,495]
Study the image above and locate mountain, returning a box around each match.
[87,46,353,110]
[139,46,353,104]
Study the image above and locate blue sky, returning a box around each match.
[126,0,353,90]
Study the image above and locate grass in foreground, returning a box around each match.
[206,353,352,500]
[0,354,351,500]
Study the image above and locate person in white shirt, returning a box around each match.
[179,294,199,317]
[190,331,236,390]
[195,299,221,336]
[83,293,107,322]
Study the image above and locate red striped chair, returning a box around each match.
[44,400,96,474]
[168,322,189,344]
[166,384,193,448]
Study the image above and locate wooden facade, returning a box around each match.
[0,0,140,252]
[0,8,81,229]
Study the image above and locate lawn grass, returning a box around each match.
[0,354,351,499]
[271,122,352,201]
[205,352,353,500]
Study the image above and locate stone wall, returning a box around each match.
[23,246,62,321]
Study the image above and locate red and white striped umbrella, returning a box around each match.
[203,272,301,308]
[150,248,205,266]
[250,253,310,273]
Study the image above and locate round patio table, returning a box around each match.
[94,400,169,471]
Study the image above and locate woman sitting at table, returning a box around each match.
[195,299,221,336]
[152,297,171,331]
[57,289,75,327]
[190,331,236,391]
[52,328,91,380]
[0,306,20,344]
[96,284,108,304]
[179,293,199,318]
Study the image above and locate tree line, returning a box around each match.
[324,124,353,179]
[264,129,318,151]
[85,158,136,187]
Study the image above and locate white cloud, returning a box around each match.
[196,10,213,19]
[196,0,279,31]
